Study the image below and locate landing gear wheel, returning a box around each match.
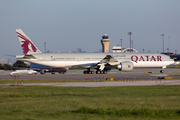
[83,71,94,74]
[96,71,100,74]
[96,71,107,74]
[103,71,107,74]
[160,70,164,73]
[90,71,94,74]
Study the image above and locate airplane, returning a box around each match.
[30,63,68,74]
[12,63,68,75]
[15,29,174,74]
[10,69,38,75]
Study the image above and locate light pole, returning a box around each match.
[131,40,133,53]
[143,49,144,53]
[44,42,46,53]
[161,34,165,53]
[128,32,132,53]
[167,48,169,53]
[168,35,170,54]
[120,39,123,52]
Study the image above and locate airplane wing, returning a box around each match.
[23,55,37,59]
[96,55,119,70]
[99,55,118,63]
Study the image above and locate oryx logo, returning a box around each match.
[128,65,131,68]
[17,32,37,54]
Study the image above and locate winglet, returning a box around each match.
[16,29,42,55]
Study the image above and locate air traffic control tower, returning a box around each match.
[101,34,110,52]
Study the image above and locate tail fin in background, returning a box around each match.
[16,29,42,55]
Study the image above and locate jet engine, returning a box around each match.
[40,69,47,74]
[117,61,134,72]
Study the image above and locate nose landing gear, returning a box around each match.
[160,70,164,73]
[160,66,166,73]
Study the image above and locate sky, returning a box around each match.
[0,0,180,62]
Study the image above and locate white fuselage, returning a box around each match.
[17,53,174,68]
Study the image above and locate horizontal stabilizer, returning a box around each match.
[5,54,16,57]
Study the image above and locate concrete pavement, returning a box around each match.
[1,80,180,87]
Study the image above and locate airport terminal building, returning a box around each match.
[112,46,138,53]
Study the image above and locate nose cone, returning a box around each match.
[170,58,175,65]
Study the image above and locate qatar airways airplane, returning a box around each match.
[15,29,174,74]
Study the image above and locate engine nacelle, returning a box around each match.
[117,61,134,72]
[40,69,47,74]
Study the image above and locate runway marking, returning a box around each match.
[152,80,180,86]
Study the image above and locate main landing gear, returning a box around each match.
[160,70,164,73]
[83,68,107,74]
[83,70,94,74]
[83,68,94,74]
[95,70,107,74]
[83,70,107,74]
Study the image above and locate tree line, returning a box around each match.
[0,61,29,70]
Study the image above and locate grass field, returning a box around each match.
[167,66,180,68]
[0,85,180,120]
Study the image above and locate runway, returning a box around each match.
[0,68,180,87]
[1,68,180,80]
[1,72,180,80]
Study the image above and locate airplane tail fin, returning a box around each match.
[16,29,42,55]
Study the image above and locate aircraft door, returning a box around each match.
[44,56,54,61]
[76,56,80,62]
[51,56,55,61]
